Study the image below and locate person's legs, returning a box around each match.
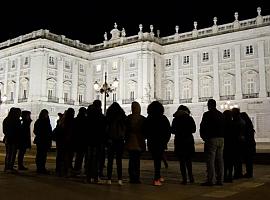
[18,148,27,169]
[215,138,224,184]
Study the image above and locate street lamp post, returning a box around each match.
[94,72,119,114]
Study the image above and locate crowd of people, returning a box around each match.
[2,99,256,186]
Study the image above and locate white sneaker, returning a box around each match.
[118,180,123,185]
[107,180,112,185]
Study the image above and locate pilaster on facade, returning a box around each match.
[40,53,47,101]
[258,40,267,98]
[85,63,93,103]
[149,53,155,102]
[192,51,199,103]
[29,51,44,102]
[57,56,64,103]
[119,57,125,101]
[235,44,242,100]
[72,60,79,105]
[137,53,143,103]
[213,48,220,100]
[14,57,21,104]
[173,55,179,104]
[3,60,8,95]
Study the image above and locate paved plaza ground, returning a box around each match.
[1,150,270,200]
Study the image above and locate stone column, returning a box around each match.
[235,44,242,100]
[3,60,8,95]
[57,56,64,103]
[119,58,125,101]
[85,63,93,103]
[14,57,21,103]
[192,52,199,103]
[149,53,155,101]
[137,52,143,102]
[213,48,220,100]
[173,55,179,104]
[40,53,47,101]
[72,60,79,105]
[29,51,44,101]
[258,40,267,98]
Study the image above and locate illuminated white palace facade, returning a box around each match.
[0,7,270,143]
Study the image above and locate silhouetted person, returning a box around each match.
[200,99,225,186]
[33,109,52,174]
[18,110,32,170]
[106,102,126,185]
[223,110,235,183]
[240,112,256,178]
[52,112,64,176]
[73,107,88,174]
[85,101,106,183]
[231,107,245,179]
[57,108,75,177]
[145,101,171,186]
[172,105,196,184]
[125,101,146,184]
[3,107,21,172]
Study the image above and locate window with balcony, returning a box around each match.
[130,91,135,101]
[48,90,53,98]
[224,80,232,95]
[247,78,255,94]
[113,93,117,102]
[78,94,83,103]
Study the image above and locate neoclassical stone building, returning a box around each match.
[0,7,270,143]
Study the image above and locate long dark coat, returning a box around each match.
[171,110,196,156]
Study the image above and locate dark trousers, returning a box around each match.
[151,149,163,181]
[35,145,48,172]
[18,148,27,167]
[98,145,106,177]
[107,140,124,180]
[224,150,234,180]
[128,151,141,182]
[178,154,193,182]
[86,146,99,181]
[5,143,17,170]
[74,149,86,172]
[243,148,255,177]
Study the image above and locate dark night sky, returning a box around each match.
[0,0,269,45]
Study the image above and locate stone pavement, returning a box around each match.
[1,158,270,200]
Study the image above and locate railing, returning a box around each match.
[79,101,90,107]
[48,96,59,103]
[18,98,28,103]
[242,93,259,99]
[179,98,192,103]
[158,100,173,105]
[199,97,212,102]
[5,99,14,104]
[220,95,235,100]
[122,99,134,104]
[64,99,75,105]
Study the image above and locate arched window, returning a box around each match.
[7,81,15,101]
[200,76,213,98]
[181,78,192,99]
[63,81,72,102]
[164,80,174,100]
[47,78,57,100]
[243,70,259,94]
[19,78,29,100]
[222,73,235,96]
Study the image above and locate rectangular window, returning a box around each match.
[24,57,29,65]
[23,90,27,99]
[79,65,84,73]
[165,59,171,67]
[78,94,83,103]
[224,80,231,95]
[202,52,209,62]
[183,84,190,99]
[246,45,254,55]
[130,91,135,101]
[113,93,117,102]
[11,61,16,68]
[64,93,68,101]
[49,56,55,65]
[247,78,255,93]
[130,60,135,68]
[10,92,14,100]
[48,90,53,98]
[65,61,71,70]
[223,49,231,59]
[183,56,190,64]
